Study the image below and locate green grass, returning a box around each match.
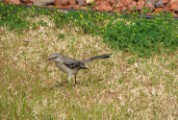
[0,2,177,57]
[0,2,178,120]
[104,16,178,57]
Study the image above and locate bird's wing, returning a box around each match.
[61,56,81,69]
[63,61,81,69]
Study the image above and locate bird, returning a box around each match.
[48,53,111,84]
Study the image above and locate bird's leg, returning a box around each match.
[74,74,77,84]
[68,74,72,83]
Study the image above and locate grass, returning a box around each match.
[0,2,177,57]
[0,2,178,120]
[104,16,178,57]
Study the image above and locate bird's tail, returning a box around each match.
[82,54,112,63]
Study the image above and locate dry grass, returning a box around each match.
[0,17,178,120]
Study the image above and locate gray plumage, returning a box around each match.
[48,53,111,84]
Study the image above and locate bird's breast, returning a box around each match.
[55,62,78,74]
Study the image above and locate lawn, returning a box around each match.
[0,3,178,120]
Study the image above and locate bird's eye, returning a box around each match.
[53,56,58,59]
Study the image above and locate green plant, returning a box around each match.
[103,16,178,57]
[0,3,30,30]
[0,2,177,57]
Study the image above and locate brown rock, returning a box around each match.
[112,8,121,13]
[57,5,71,9]
[81,6,88,10]
[163,6,170,11]
[20,0,33,6]
[55,0,69,6]
[137,0,145,10]
[122,6,128,12]
[114,2,124,9]
[108,0,115,5]
[95,0,102,6]
[170,0,178,4]
[120,0,131,7]
[73,4,81,9]
[154,8,164,12]
[146,1,154,10]
[5,0,20,4]
[69,0,76,5]
[172,12,178,17]
[95,1,112,11]
[128,1,137,11]
[162,0,169,4]
[170,1,178,11]
[20,0,33,3]
[102,1,110,6]
[77,0,85,5]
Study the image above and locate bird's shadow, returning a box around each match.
[55,81,68,87]
[50,81,81,89]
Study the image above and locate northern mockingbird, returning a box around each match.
[48,53,111,84]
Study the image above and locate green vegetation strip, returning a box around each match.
[0,2,177,57]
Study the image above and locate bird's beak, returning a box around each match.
[48,57,52,61]
[48,56,57,61]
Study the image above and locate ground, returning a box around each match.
[0,16,178,119]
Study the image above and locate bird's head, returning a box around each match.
[48,53,60,61]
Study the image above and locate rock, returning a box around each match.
[95,1,112,12]
[33,0,55,6]
[154,0,169,8]
[137,0,145,10]
[146,1,155,10]
[77,0,85,5]
[170,0,177,4]
[20,0,33,6]
[73,4,81,9]
[108,0,115,5]
[94,0,102,6]
[86,0,94,4]
[122,6,128,12]
[172,12,178,17]
[154,7,164,12]
[114,2,124,9]
[57,5,71,9]
[5,0,20,4]
[147,0,157,4]
[69,0,76,5]
[112,8,121,12]
[55,0,68,7]
[20,0,33,3]
[128,1,137,11]
[81,6,88,10]
[162,0,169,4]
[120,0,131,7]
[170,1,178,11]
